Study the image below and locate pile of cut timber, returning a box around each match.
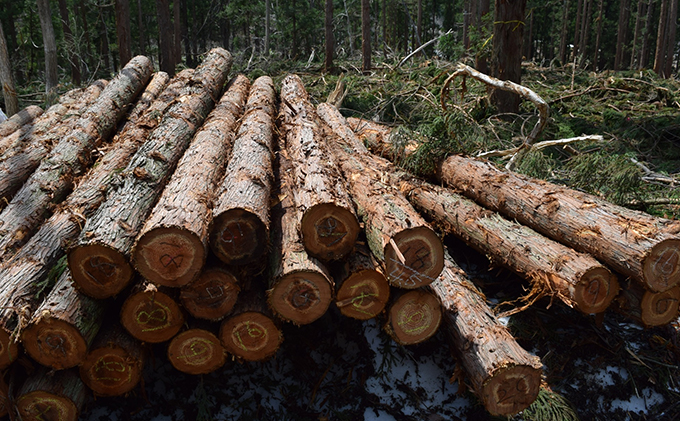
[0,50,677,420]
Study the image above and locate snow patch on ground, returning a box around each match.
[609,388,665,414]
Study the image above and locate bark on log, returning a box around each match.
[0,56,153,259]
[384,288,442,345]
[16,367,87,421]
[22,267,107,370]
[180,266,241,321]
[438,154,680,293]
[334,242,390,320]
[117,71,171,133]
[279,75,359,261]
[120,281,185,343]
[167,327,226,374]
[219,282,283,361]
[317,103,444,289]
[132,74,249,287]
[79,322,144,397]
[431,255,543,416]
[346,116,417,163]
[69,48,233,299]
[615,280,680,327]
[0,105,43,138]
[210,76,276,266]
[268,151,334,325]
[396,177,619,314]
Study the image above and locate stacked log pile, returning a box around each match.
[1,54,678,420]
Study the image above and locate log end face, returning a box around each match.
[269,272,333,325]
[180,267,241,321]
[80,346,143,397]
[68,244,134,299]
[120,290,184,343]
[168,329,225,374]
[384,227,444,289]
[386,290,442,345]
[210,209,267,266]
[0,328,19,370]
[574,268,619,314]
[16,390,79,421]
[219,312,282,361]
[481,364,542,416]
[22,318,87,370]
[133,228,205,287]
[336,269,390,320]
[301,204,360,262]
[643,238,680,292]
[640,286,680,327]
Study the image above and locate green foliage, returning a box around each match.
[521,386,580,421]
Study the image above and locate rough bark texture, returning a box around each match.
[0,21,18,116]
[219,282,283,361]
[36,0,59,95]
[345,116,418,164]
[268,152,334,325]
[69,49,232,299]
[317,103,444,289]
[156,0,175,75]
[438,155,680,293]
[0,105,42,138]
[180,266,241,321]
[398,178,619,314]
[432,255,542,416]
[120,281,185,343]
[210,76,276,266]
[279,75,359,262]
[133,74,249,287]
[16,367,87,421]
[79,322,144,397]
[385,289,442,345]
[491,0,527,113]
[114,0,133,67]
[615,280,680,327]
[22,268,107,370]
[168,328,226,374]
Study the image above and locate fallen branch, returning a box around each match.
[397,29,454,68]
[477,134,604,159]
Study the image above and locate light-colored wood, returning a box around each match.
[385,289,441,345]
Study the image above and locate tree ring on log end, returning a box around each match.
[384,227,444,289]
[640,286,680,327]
[168,329,225,374]
[336,269,390,320]
[0,328,19,370]
[22,319,87,370]
[219,312,282,361]
[270,272,333,324]
[386,290,441,345]
[68,244,134,299]
[120,290,184,343]
[133,228,204,287]
[211,208,267,266]
[80,346,142,397]
[16,391,78,421]
[301,203,359,261]
[481,364,541,416]
[574,267,619,314]
[180,268,241,321]
[643,239,680,292]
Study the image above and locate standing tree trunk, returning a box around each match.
[654,0,670,75]
[578,0,592,63]
[57,0,82,85]
[558,0,570,63]
[136,0,147,56]
[631,0,645,68]
[324,0,334,72]
[615,0,632,69]
[593,0,605,69]
[573,0,583,60]
[491,0,527,113]
[663,0,678,77]
[174,0,182,66]
[36,0,59,97]
[0,21,18,116]
[156,0,175,75]
[114,0,133,67]
[476,0,491,73]
[362,0,371,71]
[265,0,271,54]
[416,0,422,54]
[640,0,655,68]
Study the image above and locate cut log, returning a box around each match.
[219,282,283,361]
[0,105,43,138]
[167,327,226,374]
[0,57,152,259]
[22,267,107,370]
[439,154,680,293]
[0,79,107,208]
[396,177,619,314]
[115,70,171,133]
[180,266,241,321]
[132,74,249,287]
[16,367,87,421]
[432,254,542,416]
[334,242,390,320]
[384,288,442,345]
[268,151,334,325]
[615,280,680,327]
[69,48,233,299]
[210,75,276,266]
[317,103,444,289]
[279,75,360,261]
[79,322,144,397]
[346,116,418,163]
[120,281,185,343]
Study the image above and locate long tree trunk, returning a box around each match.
[210,76,276,267]
[114,0,133,67]
[156,0,175,75]
[317,103,444,289]
[16,367,86,421]
[180,266,241,321]
[324,0,334,71]
[615,280,680,327]
[168,327,226,374]
[385,288,441,345]
[362,0,371,71]
[559,0,570,63]
[491,0,527,113]
[0,22,18,116]
[120,281,184,342]
[68,49,231,300]
[0,106,43,140]
[438,155,680,293]
[573,0,583,60]
[57,0,82,85]
[136,0,147,56]
[640,0,655,68]
[133,74,249,287]
[279,75,359,262]
[663,0,678,77]
[631,0,644,68]
[615,0,632,69]
[593,0,605,69]
[654,0,670,75]
[36,0,59,97]
[265,0,271,54]
[579,0,592,64]
[476,0,491,73]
